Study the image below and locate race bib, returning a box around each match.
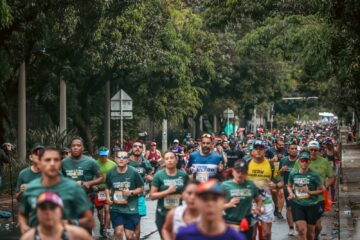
[164,194,181,209]
[196,173,209,183]
[113,190,128,204]
[294,187,310,199]
[98,191,106,201]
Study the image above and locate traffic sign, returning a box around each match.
[223,108,234,118]
[111,111,133,120]
[111,89,133,111]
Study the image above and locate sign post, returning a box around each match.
[111,89,133,148]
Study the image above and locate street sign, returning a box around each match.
[111,89,133,111]
[223,108,234,118]
[111,111,133,120]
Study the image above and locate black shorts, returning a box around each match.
[284,188,292,208]
[291,201,319,225]
[317,200,325,219]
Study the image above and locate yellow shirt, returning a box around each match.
[247,159,280,190]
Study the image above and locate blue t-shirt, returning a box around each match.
[188,151,222,182]
[175,223,245,240]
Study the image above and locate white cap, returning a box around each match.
[173,139,179,143]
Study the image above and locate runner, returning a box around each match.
[267,137,286,220]
[279,141,298,236]
[62,137,104,208]
[18,147,93,233]
[246,140,283,240]
[175,179,245,240]
[293,140,335,240]
[162,181,200,240]
[145,141,162,172]
[187,133,223,183]
[61,147,71,160]
[20,191,92,240]
[170,139,185,169]
[150,151,189,238]
[287,151,324,240]
[323,138,339,202]
[129,141,153,239]
[0,142,12,187]
[222,160,263,239]
[105,149,144,240]
[16,145,44,201]
[94,146,116,238]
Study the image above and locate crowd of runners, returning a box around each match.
[7,121,340,240]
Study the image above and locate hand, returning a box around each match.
[106,198,113,205]
[281,166,288,172]
[167,185,177,194]
[288,192,295,199]
[252,207,262,215]
[228,197,240,208]
[92,185,99,191]
[20,184,27,192]
[218,163,224,172]
[82,181,91,190]
[145,174,153,182]
[268,182,276,189]
[122,188,132,197]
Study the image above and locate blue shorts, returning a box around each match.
[110,211,140,230]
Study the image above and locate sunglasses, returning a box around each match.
[116,155,129,159]
[300,158,309,163]
[201,133,212,138]
[37,202,58,211]
[133,144,143,148]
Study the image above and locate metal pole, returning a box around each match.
[59,78,67,134]
[18,61,26,161]
[104,81,111,149]
[162,119,168,153]
[120,90,123,149]
[227,109,229,137]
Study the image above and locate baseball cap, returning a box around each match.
[299,151,310,159]
[31,144,44,153]
[308,141,320,149]
[98,147,109,156]
[150,142,157,146]
[254,140,265,147]
[247,139,254,145]
[196,179,224,196]
[36,191,64,209]
[233,160,248,172]
[173,139,179,143]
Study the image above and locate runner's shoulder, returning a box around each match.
[66,224,92,239]
[18,166,32,176]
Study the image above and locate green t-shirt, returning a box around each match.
[293,156,333,201]
[96,159,116,189]
[279,156,297,185]
[20,176,90,227]
[16,167,41,192]
[152,169,189,216]
[221,179,259,223]
[289,169,321,206]
[105,166,144,214]
[128,156,152,181]
[62,155,101,193]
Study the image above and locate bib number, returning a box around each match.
[113,190,128,204]
[98,191,106,201]
[164,194,181,209]
[196,173,209,183]
[294,187,310,199]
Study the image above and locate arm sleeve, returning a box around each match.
[152,172,161,188]
[135,171,145,188]
[16,172,23,192]
[74,185,91,215]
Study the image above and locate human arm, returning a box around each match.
[162,209,175,240]
[19,228,35,240]
[66,225,92,240]
[81,172,104,190]
[150,185,176,200]
[223,197,240,209]
[252,195,263,215]
[18,211,31,234]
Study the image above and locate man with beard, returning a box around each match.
[187,134,223,183]
[62,137,104,209]
[279,142,299,236]
[129,141,153,239]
